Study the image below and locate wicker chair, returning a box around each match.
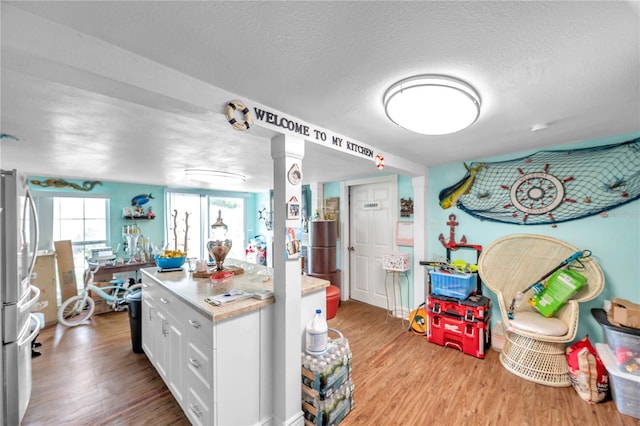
[478,234,604,387]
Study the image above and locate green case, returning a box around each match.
[529,269,587,318]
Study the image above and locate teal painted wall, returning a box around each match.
[397,175,415,296]
[29,178,166,256]
[29,177,261,260]
[427,131,640,344]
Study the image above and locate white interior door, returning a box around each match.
[348,180,395,309]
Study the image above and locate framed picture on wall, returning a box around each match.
[396,221,414,246]
[287,199,300,220]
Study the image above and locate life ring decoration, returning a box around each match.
[288,163,302,185]
[225,100,253,131]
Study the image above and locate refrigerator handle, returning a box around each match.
[19,285,41,315]
[26,188,39,278]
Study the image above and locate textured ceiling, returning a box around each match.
[1,1,639,191]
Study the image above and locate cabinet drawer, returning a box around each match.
[185,386,211,426]
[186,341,212,391]
[143,280,175,305]
[177,308,212,348]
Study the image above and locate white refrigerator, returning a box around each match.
[1,169,41,425]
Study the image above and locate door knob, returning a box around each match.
[348,246,355,252]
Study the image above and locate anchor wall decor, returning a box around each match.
[438,214,483,252]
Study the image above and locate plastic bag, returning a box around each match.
[566,335,608,404]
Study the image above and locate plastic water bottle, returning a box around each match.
[306,309,328,355]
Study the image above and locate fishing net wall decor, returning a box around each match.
[444,138,640,226]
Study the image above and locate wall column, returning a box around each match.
[412,174,428,308]
[271,133,305,425]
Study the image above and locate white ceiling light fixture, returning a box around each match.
[185,169,246,184]
[383,75,481,135]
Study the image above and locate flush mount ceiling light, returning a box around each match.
[185,169,246,184]
[383,75,481,135]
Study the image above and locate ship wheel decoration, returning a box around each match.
[501,164,575,224]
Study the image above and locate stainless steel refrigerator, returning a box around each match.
[1,169,41,425]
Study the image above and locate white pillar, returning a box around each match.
[271,134,305,426]
[412,174,428,308]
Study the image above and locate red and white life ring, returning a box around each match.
[225,100,253,131]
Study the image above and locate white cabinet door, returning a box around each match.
[166,316,185,404]
[141,297,156,362]
[155,308,168,381]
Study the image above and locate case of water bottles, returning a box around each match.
[302,379,354,426]
[301,329,354,425]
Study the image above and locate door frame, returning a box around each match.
[339,174,398,302]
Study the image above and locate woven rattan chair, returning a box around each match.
[478,234,604,387]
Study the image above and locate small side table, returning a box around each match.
[384,269,410,327]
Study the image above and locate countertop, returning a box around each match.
[140,259,330,322]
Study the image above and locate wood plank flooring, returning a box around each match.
[24,300,640,426]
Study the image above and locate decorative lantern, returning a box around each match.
[207,210,233,271]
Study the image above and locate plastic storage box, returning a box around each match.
[596,343,640,419]
[383,253,410,271]
[428,293,490,322]
[427,311,490,359]
[429,270,476,299]
[592,308,640,376]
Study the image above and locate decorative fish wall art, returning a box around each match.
[131,193,154,206]
[439,138,640,226]
[30,178,102,191]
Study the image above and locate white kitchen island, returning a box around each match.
[140,260,329,426]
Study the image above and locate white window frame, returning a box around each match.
[165,190,247,261]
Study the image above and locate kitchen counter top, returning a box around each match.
[140,259,329,322]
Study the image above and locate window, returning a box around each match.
[209,197,245,260]
[51,196,110,288]
[165,192,203,258]
[165,191,246,261]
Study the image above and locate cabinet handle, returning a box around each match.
[161,320,168,337]
[148,308,154,320]
[160,297,169,304]
[142,283,149,288]
[189,357,201,369]
[190,403,202,417]
[188,319,201,329]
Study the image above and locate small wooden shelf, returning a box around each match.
[123,216,155,220]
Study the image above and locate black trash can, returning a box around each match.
[125,289,143,353]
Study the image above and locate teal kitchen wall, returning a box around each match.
[397,174,415,298]
[29,178,166,256]
[318,131,638,345]
[427,131,640,344]
[29,177,261,260]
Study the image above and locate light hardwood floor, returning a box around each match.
[24,300,640,426]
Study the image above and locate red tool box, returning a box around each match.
[427,311,490,359]
[428,293,491,322]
